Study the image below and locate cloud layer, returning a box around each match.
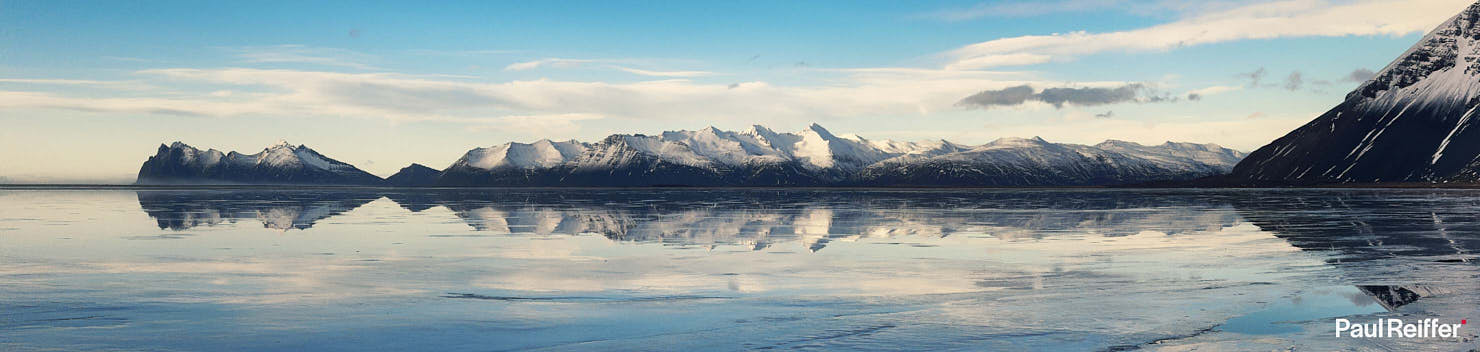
[943,0,1472,69]
[0,68,1059,127]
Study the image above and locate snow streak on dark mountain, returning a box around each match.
[1231,1,1480,185]
[136,141,385,185]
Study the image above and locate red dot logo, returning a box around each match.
[1463,319,1468,325]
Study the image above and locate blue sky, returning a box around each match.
[0,0,1472,182]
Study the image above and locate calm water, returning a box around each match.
[2,188,1479,351]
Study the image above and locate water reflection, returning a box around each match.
[1227,191,1480,312]
[65,188,1480,350]
[1231,191,1480,263]
[1357,285,1450,311]
[139,189,1480,257]
[132,189,1480,290]
[137,190,380,231]
[146,189,1246,251]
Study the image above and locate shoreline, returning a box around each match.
[6,183,1480,190]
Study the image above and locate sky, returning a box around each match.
[0,0,1474,183]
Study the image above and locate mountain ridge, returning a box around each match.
[136,141,385,185]
[432,124,1246,187]
[1229,1,1480,185]
[135,125,1246,187]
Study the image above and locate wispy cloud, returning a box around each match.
[1283,71,1304,91]
[457,113,605,136]
[1238,67,1269,88]
[1185,85,1242,101]
[1187,85,1241,96]
[503,58,716,77]
[0,67,1069,127]
[102,56,161,63]
[915,0,1272,22]
[502,58,596,71]
[0,78,158,92]
[229,44,378,70]
[1345,68,1377,82]
[407,49,524,57]
[0,90,244,117]
[946,53,1052,69]
[610,66,715,78]
[0,78,131,85]
[918,0,1125,21]
[942,0,1472,69]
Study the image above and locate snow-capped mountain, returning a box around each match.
[136,140,384,185]
[1096,140,1245,175]
[855,137,1236,186]
[434,124,1245,187]
[1231,1,1480,184]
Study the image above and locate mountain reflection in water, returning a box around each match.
[137,190,381,231]
[142,189,1246,251]
[1228,191,1480,317]
[87,188,1480,350]
[135,189,1480,260]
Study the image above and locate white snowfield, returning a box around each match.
[448,123,1246,173]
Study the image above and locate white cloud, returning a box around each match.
[503,58,595,71]
[453,113,605,136]
[407,49,524,57]
[610,66,715,77]
[0,90,256,116]
[916,0,1275,22]
[944,0,1474,70]
[1185,85,1244,100]
[230,45,379,70]
[1187,85,1242,96]
[504,58,717,77]
[0,78,159,92]
[945,53,1052,70]
[0,60,1293,151]
[0,67,1067,126]
[0,78,124,85]
[890,112,1312,151]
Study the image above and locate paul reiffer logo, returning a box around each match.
[1335,318,1466,338]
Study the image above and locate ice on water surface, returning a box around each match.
[1,188,1478,351]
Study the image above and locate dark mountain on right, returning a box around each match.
[1230,1,1480,185]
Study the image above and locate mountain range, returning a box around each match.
[136,141,384,185]
[137,124,1245,187]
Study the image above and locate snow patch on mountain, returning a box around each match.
[463,139,588,169]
